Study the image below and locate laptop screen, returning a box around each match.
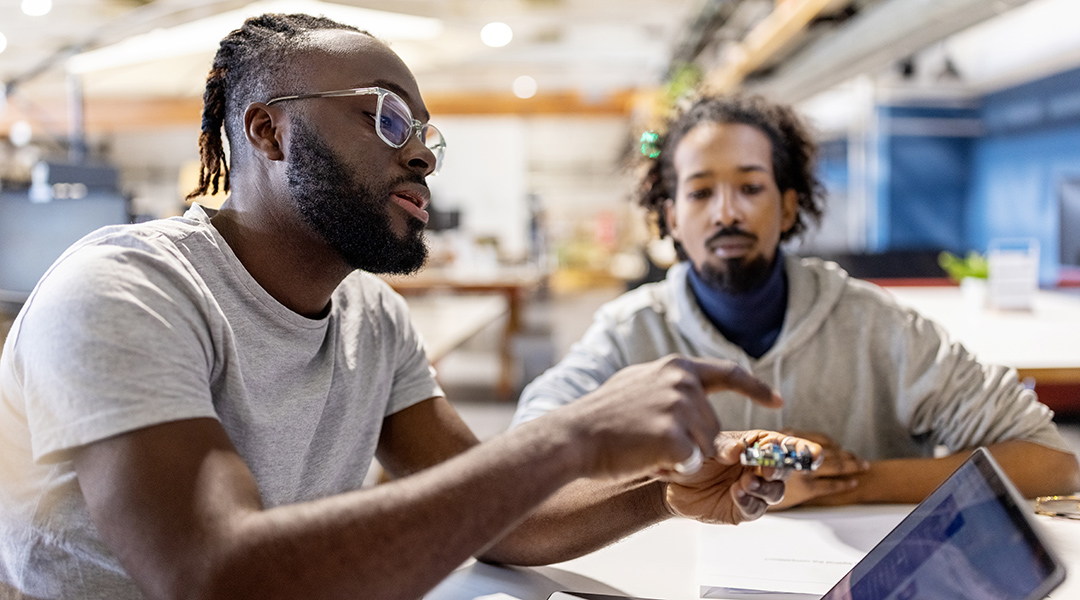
[821,448,1065,600]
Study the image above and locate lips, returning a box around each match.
[390,186,430,225]
[707,235,755,258]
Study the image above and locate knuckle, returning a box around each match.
[658,354,683,369]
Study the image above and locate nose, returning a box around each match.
[401,133,437,177]
[711,185,742,226]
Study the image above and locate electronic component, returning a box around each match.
[740,441,817,471]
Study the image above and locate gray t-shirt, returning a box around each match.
[0,204,442,599]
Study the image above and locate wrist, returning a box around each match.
[655,480,678,520]
[520,409,594,480]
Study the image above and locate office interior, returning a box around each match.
[1,0,1079,454]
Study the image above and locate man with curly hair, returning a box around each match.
[514,94,1079,509]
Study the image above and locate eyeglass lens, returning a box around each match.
[380,92,445,172]
[379,93,413,146]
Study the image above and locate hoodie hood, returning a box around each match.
[670,255,849,367]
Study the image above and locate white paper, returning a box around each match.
[698,506,911,597]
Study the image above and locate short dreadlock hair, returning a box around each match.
[186,13,370,199]
[636,94,826,250]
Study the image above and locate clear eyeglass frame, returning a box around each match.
[1034,495,1080,519]
[265,86,445,174]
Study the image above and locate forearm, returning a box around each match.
[478,475,670,566]
[87,418,585,600]
[807,440,1080,506]
[214,424,582,600]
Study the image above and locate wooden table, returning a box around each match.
[405,293,508,363]
[385,266,543,399]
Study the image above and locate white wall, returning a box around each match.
[430,114,635,263]
[428,116,530,260]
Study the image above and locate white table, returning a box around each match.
[884,286,1080,385]
[427,505,1080,600]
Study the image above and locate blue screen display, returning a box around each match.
[821,449,1062,600]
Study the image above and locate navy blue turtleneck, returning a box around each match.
[686,253,788,359]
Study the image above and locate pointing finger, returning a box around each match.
[686,357,782,408]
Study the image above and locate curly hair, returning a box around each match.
[186,13,369,200]
[636,94,826,247]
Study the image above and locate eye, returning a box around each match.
[742,183,765,195]
[687,187,712,201]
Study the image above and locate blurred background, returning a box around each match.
[2,0,1080,443]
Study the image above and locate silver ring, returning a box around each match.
[674,446,703,475]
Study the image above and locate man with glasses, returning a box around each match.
[0,13,819,600]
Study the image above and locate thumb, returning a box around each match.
[713,433,747,465]
[686,357,782,408]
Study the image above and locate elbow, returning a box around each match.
[475,526,585,567]
[1040,447,1080,496]
[1018,447,1080,498]
[137,542,268,600]
[475,538,551,568]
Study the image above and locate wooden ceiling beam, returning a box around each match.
[0,89,645,136]
[704,0,841,94]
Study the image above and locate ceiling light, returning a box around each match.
[68,0,443,74]
[481,22,513,48]
[21,0,51,17]
[512,75,537,99]
[10,121,33,147]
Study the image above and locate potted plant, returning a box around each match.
[939,251,989,310]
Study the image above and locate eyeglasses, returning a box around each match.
[266,86,446,174]
[1035,495,1080,520]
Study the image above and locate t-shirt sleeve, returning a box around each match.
[382,289,443,416]
[10,238,219,464]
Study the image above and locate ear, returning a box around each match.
[244,103,286,162]
[663,198,682,242]
[780,188,799,234]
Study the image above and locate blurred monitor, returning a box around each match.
[0,171,130,308]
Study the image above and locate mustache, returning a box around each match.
[389,173,430,190]
[705,226,758,247]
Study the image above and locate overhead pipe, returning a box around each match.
[745,0,1036,102]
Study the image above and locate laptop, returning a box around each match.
[550,447,1066,600]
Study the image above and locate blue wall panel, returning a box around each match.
[873,105,975,252]
[967,125,1080,283]
[967,64,1080,283]
[886,136,970,251]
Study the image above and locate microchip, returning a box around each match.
[740,441,817,471]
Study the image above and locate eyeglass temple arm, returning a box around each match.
[266,88,381,106]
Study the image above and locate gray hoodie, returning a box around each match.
[513,256,1068,460]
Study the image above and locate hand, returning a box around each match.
[663,430,822,524]
[552,355,782,481]
[770,429,869,510]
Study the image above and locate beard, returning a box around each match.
[697,228,775,294]
[287,118,428,275]
[699,254,774,294]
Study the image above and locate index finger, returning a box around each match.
[685,357,782,408]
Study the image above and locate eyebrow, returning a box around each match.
[368,78,431,122]
[684,164,769,181]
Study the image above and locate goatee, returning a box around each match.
[699,254,775,294]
